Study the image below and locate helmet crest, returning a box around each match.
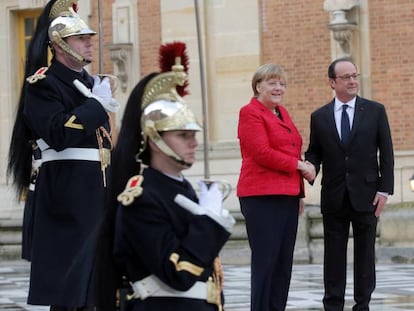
[142,42,190,109]
[49,0,79,19]
[139,41,201,166]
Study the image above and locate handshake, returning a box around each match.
[73,76,120,113]
[297,160,316,182]
[174,180,235,232]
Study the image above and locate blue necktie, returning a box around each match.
[341,104,350,144]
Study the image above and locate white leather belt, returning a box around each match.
[41,148,102,163]
[36,139,109,164]
[130,275,207,301]
[36,138,49,151]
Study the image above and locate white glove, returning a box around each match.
[108,98,121,112]
[73,78,120,113]
[92,76,111,105]
[174,194,235,233]
[198,180,222,216]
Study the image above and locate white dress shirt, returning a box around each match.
[334,97,356,140]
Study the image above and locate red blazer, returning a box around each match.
[237,97,304,197]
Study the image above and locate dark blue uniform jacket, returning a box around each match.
[114,167,231,311]
[23,60,111,307]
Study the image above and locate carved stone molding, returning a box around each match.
[324,1,360,56]
[108,43,132,93]
[329,22,357,55]
[323,0,359,11]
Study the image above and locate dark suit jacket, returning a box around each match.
[305,96,394,213]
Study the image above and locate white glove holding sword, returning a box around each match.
[174,180,235,232]
[73,76,120,113]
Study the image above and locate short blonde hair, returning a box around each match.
[251,63,287,97]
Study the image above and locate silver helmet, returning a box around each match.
[48,3,96,65]
[139,47,202,166]
[142,99,202,162]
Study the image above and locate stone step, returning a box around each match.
[229,211,247,240]
[1,206,414,264]
[0,219,22,260]
[0,245,21,260]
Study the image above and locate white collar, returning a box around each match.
[334,97,356,112]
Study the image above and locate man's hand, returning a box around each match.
[174,194,235,232]
[73,77,120,113]
[298,160,316,182]
[92,76,112,106]
[198,180,222,216]
[373,193,388,217]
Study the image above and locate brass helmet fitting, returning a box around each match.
[49,0,79,20]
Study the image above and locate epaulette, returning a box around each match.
[26,67,49,84]
[117,175,144,206]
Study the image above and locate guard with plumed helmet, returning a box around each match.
[7,0,119,309]
[111,41,234,311]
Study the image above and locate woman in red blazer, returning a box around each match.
[237,64,311,311]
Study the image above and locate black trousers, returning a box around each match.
[50,307,97,311]
[240,195,299,311]
[322,193,378,311]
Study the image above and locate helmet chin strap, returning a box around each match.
[152,134,193,168]
[51,31,91,65]
[145,123,193,168]
[169,154,193,168]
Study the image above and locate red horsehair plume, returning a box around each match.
[159,41,189,97]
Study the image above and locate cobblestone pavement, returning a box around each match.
[1,260,414,310]
[224,264,414,310]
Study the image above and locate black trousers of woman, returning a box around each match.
[240,195,299,311]
[50,307,97,311]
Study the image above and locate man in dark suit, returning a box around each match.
[304,57,394,311]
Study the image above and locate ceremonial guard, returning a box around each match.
[112,42,234,311]
[7,0,119,309]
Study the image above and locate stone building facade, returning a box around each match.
[1,0,414,219]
